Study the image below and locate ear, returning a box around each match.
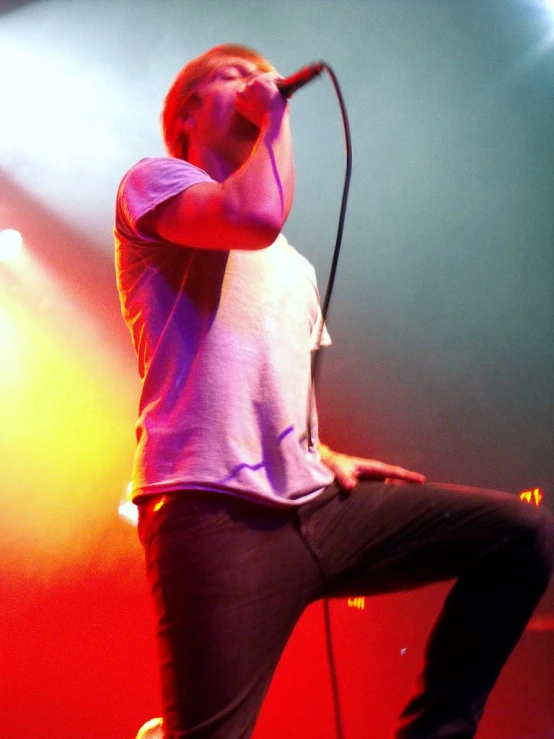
[181,114,195,133]
[181,92,201,132]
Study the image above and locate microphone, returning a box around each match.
[277,62,324,98]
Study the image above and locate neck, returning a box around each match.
[187,122,259,182]
[187,146,239,182]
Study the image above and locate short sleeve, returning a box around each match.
[115,157,214,244]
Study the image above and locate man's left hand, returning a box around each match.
[317,444,426,491]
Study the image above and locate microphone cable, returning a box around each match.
[307,62,352,445]
[306,61,352,739]
[316,63,352,351]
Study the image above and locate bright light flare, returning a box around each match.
[523,0,554,52]
[118,499,139,526]
[0,38,121,174]
[0,252,136,576]
[0,229,23,261]
[519,488,544,506]
[525,0,554,16]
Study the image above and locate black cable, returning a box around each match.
[323,597,344,739]
[307,62,353,446]
[317,64,353,332]
[308,61,352,739]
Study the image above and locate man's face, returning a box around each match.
[188,55,275,164]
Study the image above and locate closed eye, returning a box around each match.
[217,64,257,82]
[219,69,243,80]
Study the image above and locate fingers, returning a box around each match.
[235,73,286,126]
[324,450,426,493]
[336,469,358,491]
[325,454,359,491]
[379,464,426,484]
[356,459,426,485]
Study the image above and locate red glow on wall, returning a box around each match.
[519,488,543,506]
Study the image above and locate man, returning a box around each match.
[115,44,553,738]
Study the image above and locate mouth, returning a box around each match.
[232,112,260,139]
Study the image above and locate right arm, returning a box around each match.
[142,76,294,251]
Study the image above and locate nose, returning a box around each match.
[244,68,262,83]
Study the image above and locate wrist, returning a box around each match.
[259,101,288,135]
[316,442,334,465]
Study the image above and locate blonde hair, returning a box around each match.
[162,44,273,160]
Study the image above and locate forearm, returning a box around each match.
[222,107,295,239]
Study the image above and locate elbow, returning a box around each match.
[225,203,283,250]
[250,197,288,247]
[248,219,282,250]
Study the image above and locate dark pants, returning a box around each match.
[138,481,554,738]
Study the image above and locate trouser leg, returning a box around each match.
[296,481,554,738]
[138,492,323,739]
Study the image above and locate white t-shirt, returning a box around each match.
[115,157,333,506]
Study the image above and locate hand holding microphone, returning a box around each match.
[235,60,325,128]
[235,71,287,127]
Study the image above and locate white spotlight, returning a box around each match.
[0,229,23,261]
[118,500,139,526]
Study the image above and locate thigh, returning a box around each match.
[139,492,323,739]
[296,480,550,596]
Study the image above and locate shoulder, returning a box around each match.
[115,157,214,237]
[118,157,212,199]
